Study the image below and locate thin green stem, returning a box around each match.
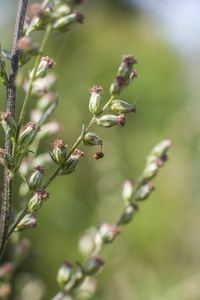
[7,205,28,239]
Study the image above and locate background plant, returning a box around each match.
[0,1,199,300]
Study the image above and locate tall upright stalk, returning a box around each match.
[0,0,28,260]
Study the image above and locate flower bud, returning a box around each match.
[17,36,40,56]
[1,111,17,139]
[122,179,134,203]
[30,73,57,95]
[146,139,173,164]
[59,149,84,175]
[95,223,121,246]
[140,159,163,184]
[134,182,155,201]
[14,213,37,231]
[30,56,55,80]
[0,52,8,86]
[93,151,104,160]
[110,75,127,95]
[54,4,71,17]
[19,51,32,67]
[57,261,73,288]
[18,122,40,148]
[29,166,45,190]
[117,203,138,225]
[96,114,126,128]
[0,148,15,170]
[28,5,52,33]
[111,100,136,114]
[27,189,50,213]
[83,255,104,276]
[52,11,84,32]
[52,139,67,165]
[89,86,103,115]
[117,55,137,80]
[83,132,102,146]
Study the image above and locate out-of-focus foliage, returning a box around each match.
[0,1,200,300]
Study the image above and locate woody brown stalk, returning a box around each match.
[0,0,28,260]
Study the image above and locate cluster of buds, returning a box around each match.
[110,55,138,95]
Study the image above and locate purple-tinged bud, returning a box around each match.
[110,75,127,95]
[83,255,104,276]
[130,70,138,80]
[36,91,58,111]
[59,149,84,175]
[29,166,45,190]
[122,179,134,203]
[52,11,84,32]
[27,189,50,213]
[52,139,67,165]
[95,223,121,246]
[0,148,15,170]
[57,261,73,288]
[96,113,126,128]
[17,36,40,56]
[0,262,14,279]
[83,132,102,146]
[117,203,138,225]
[140,159,164,184]
[1,111,17,138]
[14,213,37,231]
[111,100,136,114]
[135,182,155,201]
[0,51,8,86]
[30,56,55,80]
[146,139,173,164]
[117,55,137,80]
[93,151,104,160]
[89,86,103,115]
[18,121,40,148]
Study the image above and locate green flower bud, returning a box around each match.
[14,213,37,231]
[28,4,52,33]
[117,55,137,80]
[134,182,155,201]
[89,86,103,115]
[18,122,40,148]
[95,223,121,246]
[30,56,55,80]
[146,139,173,164]
[111,100,136,114]
[54,4,71,17]
[29,166,45,191]
[1,111,17,139]
[0,51,8,86]
[96,114,126,128]
[27,189,50,213]
[83,132,102,146]
[83,255,104,276]
[59,149,84,175]
[17,36,40,56]
[140,159,163,184]
[57,261,73,288]
[117,203,138,225]
[52,139,67,165]
[122,179,134,203]
[110,75,127,95]
[0,148,15,170]
[52,11,84,32]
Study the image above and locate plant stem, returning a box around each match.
[7,205,28,238]
[0,0,28,261]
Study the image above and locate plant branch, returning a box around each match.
[0,0,28,261]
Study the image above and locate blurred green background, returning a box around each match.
[0,0,200,299]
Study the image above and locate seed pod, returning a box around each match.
[83,255,104,276]
[89,86,103,115]
[27,190,50,213]
[83,132,102,146]
[52,139,67,165]
[111,100,136,114]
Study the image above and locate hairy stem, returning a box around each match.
[0,0,28,261]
